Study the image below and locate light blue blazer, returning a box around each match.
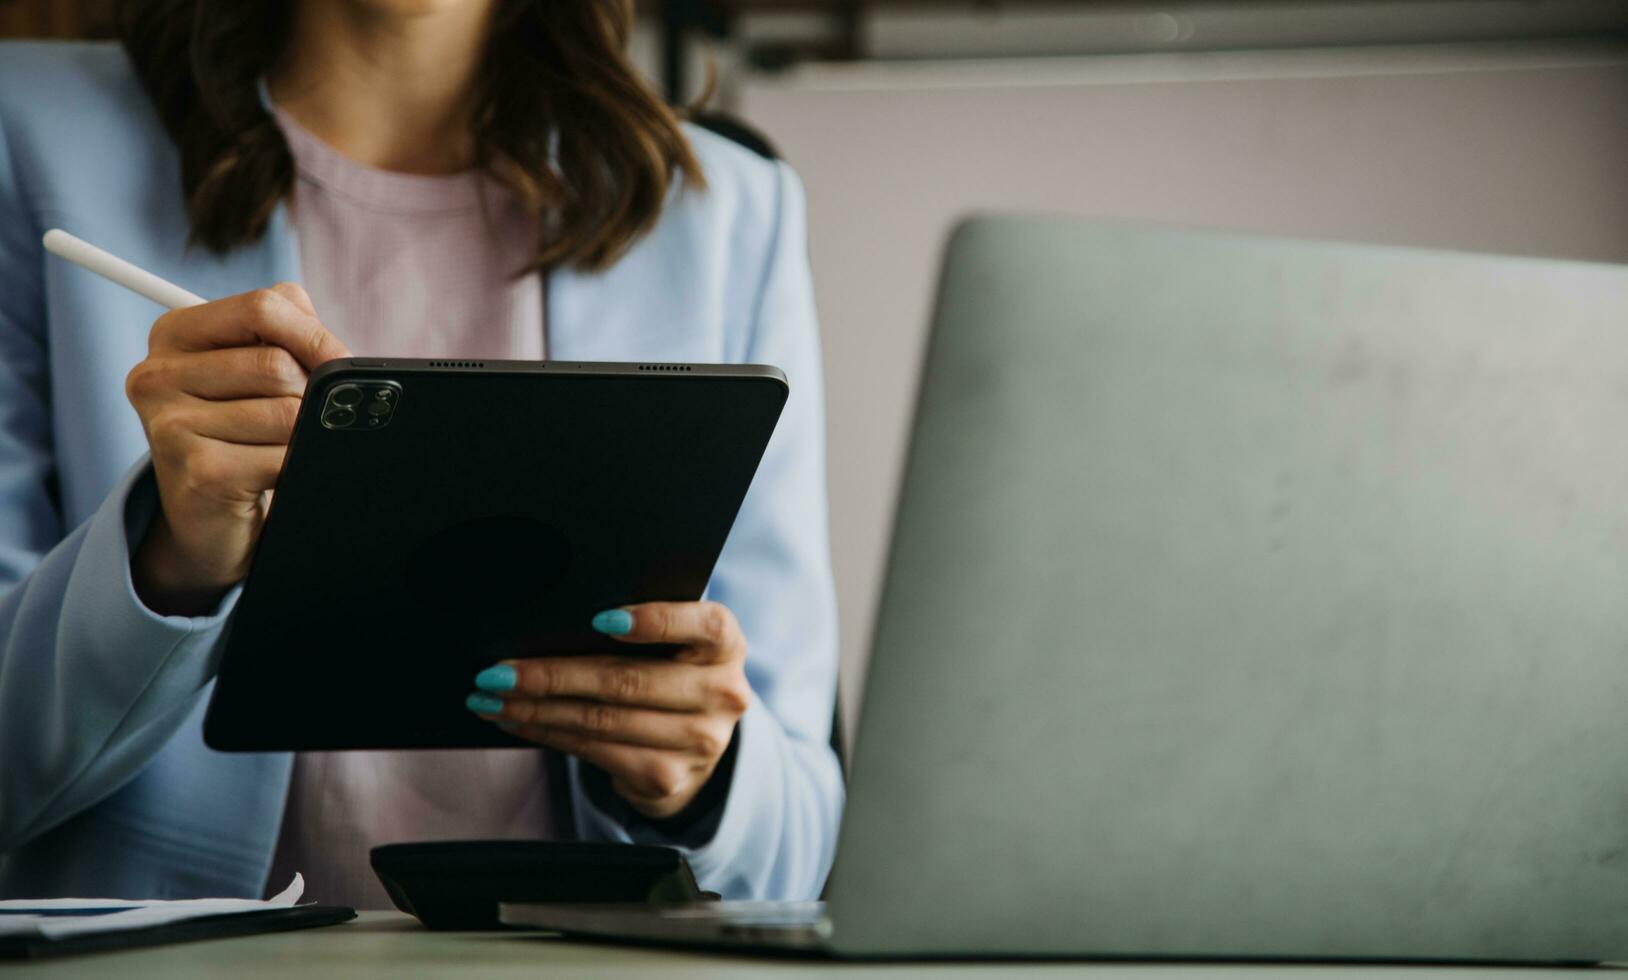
[0,42,842,902]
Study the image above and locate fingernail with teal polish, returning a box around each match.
[592,609,634,636]
[474,664,516,692]
[466,693,505,715]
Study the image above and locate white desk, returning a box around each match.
[1,912,1618,977]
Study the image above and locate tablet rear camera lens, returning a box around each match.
[324,381,397,430]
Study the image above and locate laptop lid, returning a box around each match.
[823,216,1628,961]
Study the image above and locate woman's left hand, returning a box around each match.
[465,601,752,819]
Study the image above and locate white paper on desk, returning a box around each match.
[0,873,304,940]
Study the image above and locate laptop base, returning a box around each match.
[499,901,830,955]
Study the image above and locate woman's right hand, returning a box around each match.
[125,284,350,616]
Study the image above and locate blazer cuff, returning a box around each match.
[65,458,244,717]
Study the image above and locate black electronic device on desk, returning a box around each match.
[204,358,786,752]
[372,841,715,930]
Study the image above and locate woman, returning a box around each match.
[0,0,841,907]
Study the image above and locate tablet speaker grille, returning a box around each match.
[427,360,484,368]
[637,364,692,372]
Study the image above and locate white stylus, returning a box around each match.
[42,228,207,310]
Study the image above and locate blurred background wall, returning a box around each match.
[6,0,1628,741]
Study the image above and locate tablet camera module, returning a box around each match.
[322,382,400,430]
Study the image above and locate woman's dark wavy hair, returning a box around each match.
[116,0,705,272]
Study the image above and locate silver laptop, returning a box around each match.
[503,216,1628,962]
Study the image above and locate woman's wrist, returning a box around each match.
[131,512,233,617]
[635,724,739,840]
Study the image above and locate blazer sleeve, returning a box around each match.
[0,106,241,852]
[567,160,845,900]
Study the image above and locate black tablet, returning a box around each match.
[202,358,787,752]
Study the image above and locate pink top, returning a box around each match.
[263,107,558,910]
